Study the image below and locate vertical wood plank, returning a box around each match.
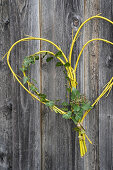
[1,0,113,169]
[83,1,100,170]
[9,0,41,169]
[99,1,113,169]
[40,0,83,169]
[0,0,12,169]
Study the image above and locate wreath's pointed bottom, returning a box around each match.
[79,132,92,157]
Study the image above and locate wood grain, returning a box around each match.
[40,0,83,169]
[1,0,113,170]
[9,0,41,169]
[0,0,12,169]
[99,1,113,169]
[83,1,100,169]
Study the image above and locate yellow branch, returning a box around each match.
[4,16,113,158]
[69,14,113,65]
[29,50,66,65]
[81,77,113,123]
[73,38,113,123]
[74,38,113,72]
[6,37,68,115]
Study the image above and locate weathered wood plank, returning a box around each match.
[9,0,41,169]
[0,0,12,169]
[83,1,100,170]
[41,0,83,169]
[99,1,113,169]
[1,0,113,170]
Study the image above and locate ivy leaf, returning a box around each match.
[61,107,68,111]
[74,110,83,120]
[78,109,83,117]
[71,116,78,124]
[65,76,70,81]
[74,127,80,132]
[39,93,47,102]
[82,101,92,111]
[75,114,81,122]
[55,51,62,58]
[64,62,70,68]
[73,105,80,112]
[62,111,72,119]
[23,61,29,67]
[66,88,71,93]
[30,84,37,92]
[61,101,69,107]
[35,55,39,60]
[43,52,48,58]
[56,62,63,67]
[71,87,80,100]
[23,56,34,67]
[46,57,53,62]
[20,67,27,72]
[63,70,67,75]
[38,93,46,99]
[40,98,47,102]
[23,76,29,84]
[45,101,55,107]
[28,56,35,64]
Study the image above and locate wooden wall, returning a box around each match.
[0,0,113,169]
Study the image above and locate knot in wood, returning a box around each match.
[73,18,79,27]
[106,55,113,68]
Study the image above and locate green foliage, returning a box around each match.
[23,56,35,68]
[82,101,92,110]
[63,69,71,83]
[61,101,69,106]
[63,70,67,75]
[19,51,92,126]
[20,67,27,72]
[19,52,56,110]
[55,51,62,58]
[73,127,80,132]
[71,116,78,124]
[62,111,72,119]
[71,87,80,100]
[73,104,80,112]
[61,87,92,125]
[29,84,38,92]
[70,88,92,124]
[46,56,53,62]
[56,62,63,67]
[23,76,29,84]
[61,107,68,111]
[45,100,55,107]
[64,62,70,68]
[38,93,46,99]
[42,52,48,58]
[66,88,71,93]
[65,76,70,81]
[34,55,39,60]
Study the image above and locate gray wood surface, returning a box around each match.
[83,1,100,170]
[9,0,41,169]
[0,0,113,170]
[99,1,113,169]
[41,0,84,170]
[0,0,12,169]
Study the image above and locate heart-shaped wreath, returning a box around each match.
[3,14,113,157]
